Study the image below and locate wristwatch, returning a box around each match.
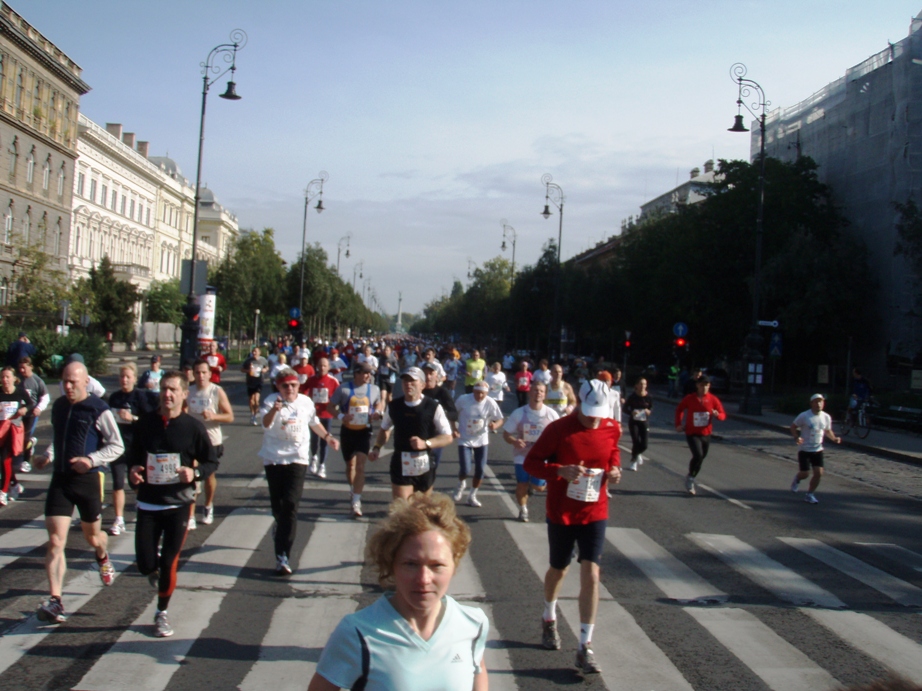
[194,468,202,480]
[425,439,432,449]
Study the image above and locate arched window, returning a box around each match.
[3,203,12,244]
[8,138,17,180]
[14,69,23,109]
[42,156,51,190]
[54,218,61,255]
[57,163,65,196]
[22,208,31,244]
[74,224,82,256]
[25,148,34,184]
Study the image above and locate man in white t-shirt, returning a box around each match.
[452,381,504,507]
[789,393,840,504]
[503,382,559,522]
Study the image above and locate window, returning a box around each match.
[120,195,126,215]
[53,219,61,255]
[110,189,117,210]
[100,184,107,207]
[202,235,210,245]
[74,224,81,255]
[77,172,85,197]
[89,178,97,203]
[7,139,16,179]
[22,210,30,244]
[129,199,135,219]
[42,156,51,190]
[145,207,150,226]
[0,278,7,307]
[57,163,65,196]
[15,70,23,109]
[3,205,12,244]
[25,149,34,183]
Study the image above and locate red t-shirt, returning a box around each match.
[294,363,315,384]
[674,393,726,436]
[205,352,227,384]
[301,374,340,418]
[515,370,533,392]
[523,414,620,525]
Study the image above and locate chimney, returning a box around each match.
[122,132,136,148]
[137,141,149,157]
[105,123,123,139]
[690,167,700,179]
[703,159,714,174]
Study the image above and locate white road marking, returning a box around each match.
[0,518,47,569]
[856,543,922,573]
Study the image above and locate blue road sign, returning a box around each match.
[673,322,688,338]
[769,332,782,358]
[289,307,301,319]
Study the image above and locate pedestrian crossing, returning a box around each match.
[1,475,922,690]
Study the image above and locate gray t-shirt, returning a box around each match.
[243,356,268,386]
[331,381,382,430]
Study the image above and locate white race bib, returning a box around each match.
[147,452,182,485]
[188,394,209,415]
[0,401,19,420]
[631,409,648,421]
[471,369,482,380]
[401,451,431,477]
[311,388,329,404]
[249,364,261,378]
[281,411,302,443]
[465,418,485,436]
[566,467,603,503]
[207,356,219,367]
[523,423,542,443]
[693,411,710,427]
[349,404,369,427]
[517,377,530,388]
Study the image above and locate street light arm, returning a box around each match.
[542,173,564,212]
[202,30,248,91]
[730,63,770,121]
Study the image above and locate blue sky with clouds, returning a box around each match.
[27,0,922,314]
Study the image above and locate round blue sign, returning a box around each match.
[673,322,688,337]
[289,307,301,319]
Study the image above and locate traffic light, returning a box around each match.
[288,318,300,330]
[624,338,631,349]
[674,337,686,348]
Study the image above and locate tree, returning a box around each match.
[83,256,142,340]
[9,243,70,322]
[145,280,184,325]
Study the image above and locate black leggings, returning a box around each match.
[516,390,528,407]
[629,420,649,458]
[309,418,332,464]
[686,434,711,477]
[265,463,307,559]
[136,507,188,611]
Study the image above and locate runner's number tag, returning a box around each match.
[566,467,603,503]
[523,423,542,443]
[249,364,262,378]
[349,405,369,427]
[311,388,329,404]
[632,409,648,421]
[401,451,430,477]
[466,418,485,436]
[693,412,710,427]
[147,452,182,485]
[280,409,302,443]
[0,401,19,419]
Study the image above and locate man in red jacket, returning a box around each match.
[523,378,621,676]
[674,375,726,496]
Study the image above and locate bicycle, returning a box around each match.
[840,398,872,439]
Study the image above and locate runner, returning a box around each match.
[0,366,28,506]
[420,347,445,384]
[106,363,158,535]
[790,393,841,504]
[303,357,339,477]
[259,367,340,574]
[421,362,459,469]
[328,348,348,382]
[532,359,552,387]
[377,344,400,405]
[452,381,505,508]
[242,346,269,425]
[188,358,235,527]
[204,340,227,384]
[292,353,315,388]
[523,379,621,674]
[331,362,383,516]
[624,376,653,472]
[16,356,49,475]
[32,361,124,624]
[368,367,453,499]
[502,381,559,522]
[139,354,164,393]
[544,364,576,417]
[674,375,726,496]
[464,349,487,394]
[443,348,462,395]
[127,370,217,637]
[514,361,532,407]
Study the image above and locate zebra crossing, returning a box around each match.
[1,471,921,690]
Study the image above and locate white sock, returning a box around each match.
[458,479,466,489]
[543,600,557,621]
[157,609,167,615]
[469,487,478,498]
[579,623,594,647]
[352,493,361,502]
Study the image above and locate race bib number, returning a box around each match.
[0,401,19,419]
[523,423,542,443]
[281,411,302,443]
[147,452,182,485]
[471,369,482,380]
[249,364,261,378]
[349,405,369,427]
[311,388,329,404]
[401,451,431,477]
[490,382,502,393]
[632,409,648,421]
[566,467,603,503]
[188,394,209,415]
[207,356,219,368]
[517,377,529,388]
[466,418,485,436]
[693,412,710,427]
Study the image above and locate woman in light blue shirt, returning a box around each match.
[309,493,489,691]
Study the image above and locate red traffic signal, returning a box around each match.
[624,340,631,348]
[674,337,686,348]
[288,318,300,330]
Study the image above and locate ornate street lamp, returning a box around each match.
[467,258,476,280]
[337,233,351,274]
[353,260,364,291]
[540,174,564,360]
[179,29,246,369]
[299,171,328,320]
[728,62,769,415]
[500,218,517,283]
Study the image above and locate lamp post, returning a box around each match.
[336,233,351,274]
[540,174,564,361]
[353,260,363,291]
[467,258,476,280]
[253,308,260,347]
[728,62,769,415]
[299,171,328,320]
[179,29,246,370]
[500,218,516,283]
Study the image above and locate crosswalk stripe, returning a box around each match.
[856,543,922,572]
[691,532,922,680]
[689,533,847,608]
[684,607,839,690]
[780,537,922,607]
[606,527,728,604]
[0,532,135,676]
[239,516,367,691]
[73,506,274,691]
[0,518,47,569]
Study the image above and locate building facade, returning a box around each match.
[757,12,922,377]
[0,1,88,308]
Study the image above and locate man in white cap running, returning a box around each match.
[789,393,840,504]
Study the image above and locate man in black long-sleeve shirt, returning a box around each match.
[128,371,217,638]
[421,361,458,469]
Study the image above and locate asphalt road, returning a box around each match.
[1,377,921,691]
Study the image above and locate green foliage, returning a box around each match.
[82,256,142,341]
[9,243,71,323]
[145,280,184,325]
[0,325,107,376]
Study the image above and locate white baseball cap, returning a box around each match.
[579,379,611,418]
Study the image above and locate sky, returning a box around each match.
[26,1,922,315]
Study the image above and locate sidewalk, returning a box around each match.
[654,387,922,466]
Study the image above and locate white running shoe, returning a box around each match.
[0,491,7,507]
[805,493,819,504]
[18,461,31,473]
[9,483,23,501]
[202,506,214,525]
[317,464,327,479]
[628,460,638,472]
[790,476,800,493]
[276,554,292,575]
[452,481,466,502]
[638,454,644,465]
[685,475,696,496]
[467,493,482,508]
[309,458,319,476]
[108,518,126,536]
[351,499,363,517]
[187,516,197,531]
[518,506,529,522]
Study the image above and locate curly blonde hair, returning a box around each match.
[366,492,471,588]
